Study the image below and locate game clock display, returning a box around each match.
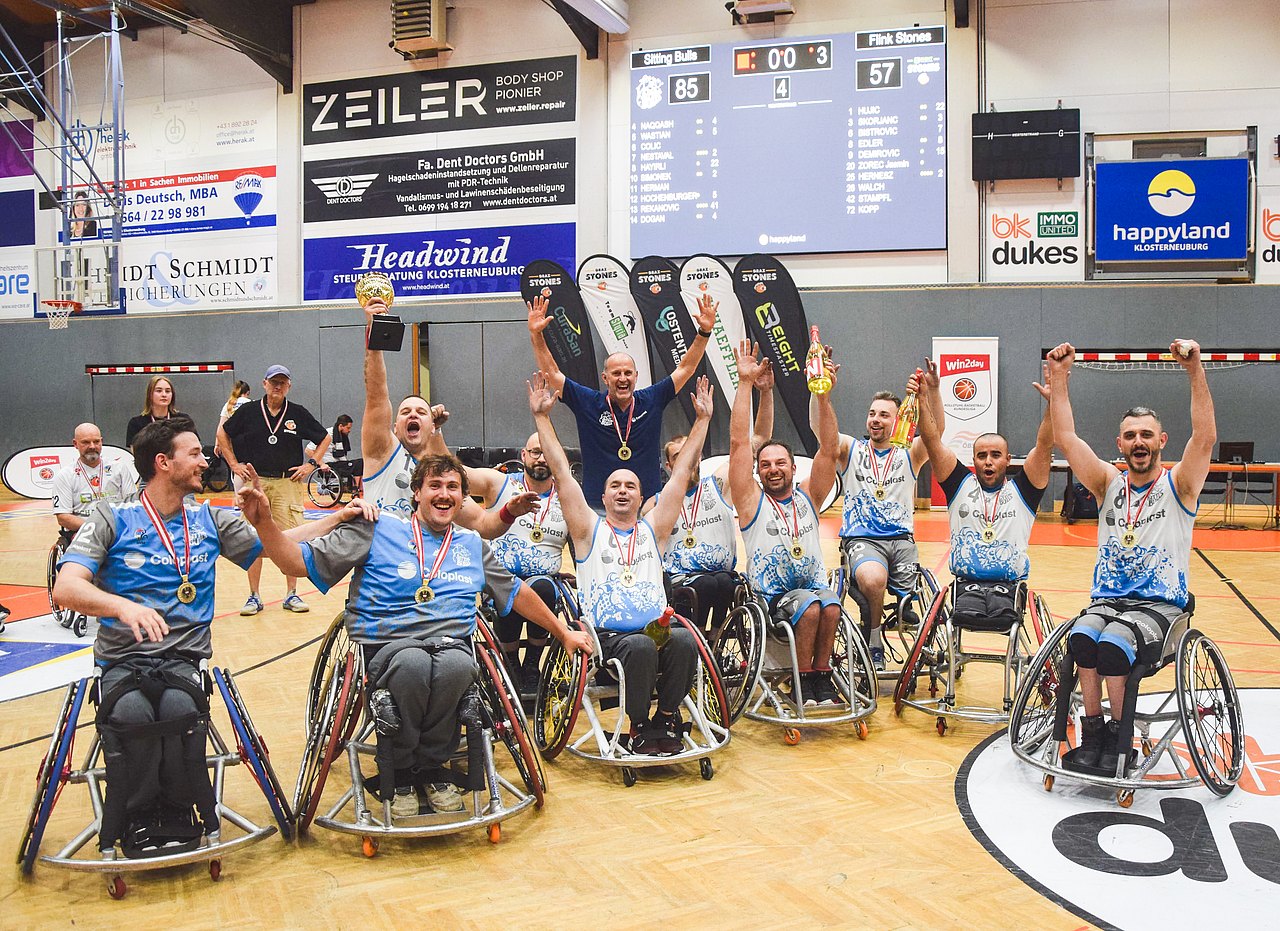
[628,28,947,258]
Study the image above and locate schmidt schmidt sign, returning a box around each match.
[1095,158,1249,262]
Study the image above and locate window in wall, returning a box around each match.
[1132,138,1206,159]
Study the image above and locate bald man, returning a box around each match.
[51,423,137,539]
[527,292,719,507]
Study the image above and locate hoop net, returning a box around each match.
[42,300,81,331]
[1068,351,1280,373]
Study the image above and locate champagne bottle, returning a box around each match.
[889,371,921,449]
[643,607,675,649]
[805,325,832,395]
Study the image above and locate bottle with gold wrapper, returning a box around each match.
[805,325,832,395]
[889,371,921,449]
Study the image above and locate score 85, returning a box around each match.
[668,72,710,104]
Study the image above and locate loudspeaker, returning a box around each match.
[367,314,406,352]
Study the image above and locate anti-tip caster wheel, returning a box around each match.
[362,836,379,858]
[73,614,88,638]
[1117,790,1134,809]
[1043,775,1054,792]
[856,720,869,740]
[488,823,501,844]
[700,758,714,781]
[209,859,222,882]
[936,717,948,736]
[621,767,638,787]
[783,728,801,746]
[107,875,127,899]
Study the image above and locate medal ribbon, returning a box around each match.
[866,443,896,494]
[1123,470,1162,536]
[140,489,192,585]
[979,482,1003,527]
[412,517,453,591]
[76,462,105,500]
[531,483,557,534]
[260,398,289,440]
[681,481,703,533]
[607,521,638,573]
[608,397,635,453]
[767,493,802,549]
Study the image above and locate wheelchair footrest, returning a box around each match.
[1060,746,1139,778]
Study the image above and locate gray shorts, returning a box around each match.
[1069,599,1183,667]
[841,536,919,597]
[771,587,840,627]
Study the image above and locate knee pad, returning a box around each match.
[1068,631,1099,669]
[1097,640,1133,677]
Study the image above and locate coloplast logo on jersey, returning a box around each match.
[960,688,1280,930]
[988,211,1080,271]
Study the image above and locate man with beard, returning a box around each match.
[731,342,843,706]
[1047,339,1215,774]
[527,292,719,505]
[242,453,592,816]
[529,370,714,755]
[52,423,136,540]
[915,359,1054,622]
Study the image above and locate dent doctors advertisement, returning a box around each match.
[301,56,578,300]
[931,336,999,468]
[1094,158,1248,262]
[69,88,278,311]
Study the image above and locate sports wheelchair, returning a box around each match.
[668,572,764,725]
[17,662,291,899]
[534,601,731,787]
[829,551,941,677]
[739,592,878,744]
[294,612,545,853]
[893,579,1055,735]
[1008,597,1245,806]
[48,531,89,637]
[306,460,362,509]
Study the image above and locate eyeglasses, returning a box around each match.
[523,449,547,459]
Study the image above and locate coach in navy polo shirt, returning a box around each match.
[526,292,719,506]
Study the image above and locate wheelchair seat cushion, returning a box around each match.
[951,580,1020,632]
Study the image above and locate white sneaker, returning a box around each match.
[390,787,419,819]
[426,782,465,813]
[282,592,310,613]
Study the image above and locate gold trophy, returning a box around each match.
[358,272,405,351]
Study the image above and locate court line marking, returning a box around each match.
[1195,548,1280,644]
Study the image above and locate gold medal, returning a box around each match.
[791,544,804,560]
[618,444,632,461]
[981,526,996,544]
[530,527,544,544]
[1121,530,1137,549]
[620,569,635,586]
[415,585,434,604]
[176,580,197,604]
[684,534,697,548]
[874,485,887,501]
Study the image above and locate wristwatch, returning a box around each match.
[307,458,318,466]
[697,327,713,339]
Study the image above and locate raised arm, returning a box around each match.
[528,372,594,543]
[527,296,566,395]
[650,377,713,539]
[729,341,766,526]
[1170,339,1216,502]
[1047,342,1118,500]
[801,357,840,505]
[361,298,396,466]
[915,358,959,484]
[752,359,776,453]
[809,344,852,465]
[907,365,932,474]
[670,293,717,392]
[1023,363,1056,489]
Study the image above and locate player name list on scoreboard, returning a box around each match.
[628,28,946,258]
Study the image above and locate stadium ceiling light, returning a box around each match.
[560,0,629,34]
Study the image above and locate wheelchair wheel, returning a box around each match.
[47,539,75,629]
[294,651,360,833]
[533,617,588,760]
[475,618,546,808]
[203,456,231,493]
[713,600,765,724]
[214,668,295,840]
[679,614,731,731]
[832,609,877,714]
[18,678,87,875]
[893,586,948,714]
[1175,631,1244,797]
[1009,620,1075,755]
[305,614,352,731]
[307,469,343,509]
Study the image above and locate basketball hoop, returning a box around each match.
[41,300,81,331]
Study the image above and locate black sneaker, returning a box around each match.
[800,672,819,707]
[369,688,401,736]
[628,720,666,756]
[813,671,840,707]
[652,711,684,754]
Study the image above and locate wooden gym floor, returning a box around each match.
[1,490,1277,928]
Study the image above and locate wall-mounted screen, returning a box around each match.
[628,27,947,258]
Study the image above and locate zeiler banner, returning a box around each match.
[303,56,576,144]
[577,254,653,389]
[521,259,599,390]
[733,254,816,456]
[1095,158,1249,262]
[630,255,711,435]
[303,138,575,222]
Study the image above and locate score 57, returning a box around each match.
[669,72,710,104]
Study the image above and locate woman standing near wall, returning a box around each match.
[124,375,193,449]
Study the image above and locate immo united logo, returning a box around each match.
[1147,170,1196,218]
[989,211,1078,267]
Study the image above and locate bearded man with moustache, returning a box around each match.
[51,422,137,539]
[1047,339,1215,774]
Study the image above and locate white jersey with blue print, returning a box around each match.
[302,512,521,644]
[576,517,666,632]
[487,475,567,578]
[741,488,826,600]
[60,498,262,667]
[660,476,737,574]
[1091,469,1195,609]
[947,473,1037,582]
[839,438,916,538]
[51,460,133,515]
[362,438,416,518]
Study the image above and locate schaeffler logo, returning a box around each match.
[990,211,1078,266]
[312,174,378,204]
[1148,169,1195,217]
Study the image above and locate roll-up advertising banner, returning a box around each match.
[679,254,744,406]
[733,254,816,456]
[520,259,599,389]
[576,254,653,389]
[930,336,999,471]
[630,255,713,440]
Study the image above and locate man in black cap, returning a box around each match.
[217,364,331,615]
